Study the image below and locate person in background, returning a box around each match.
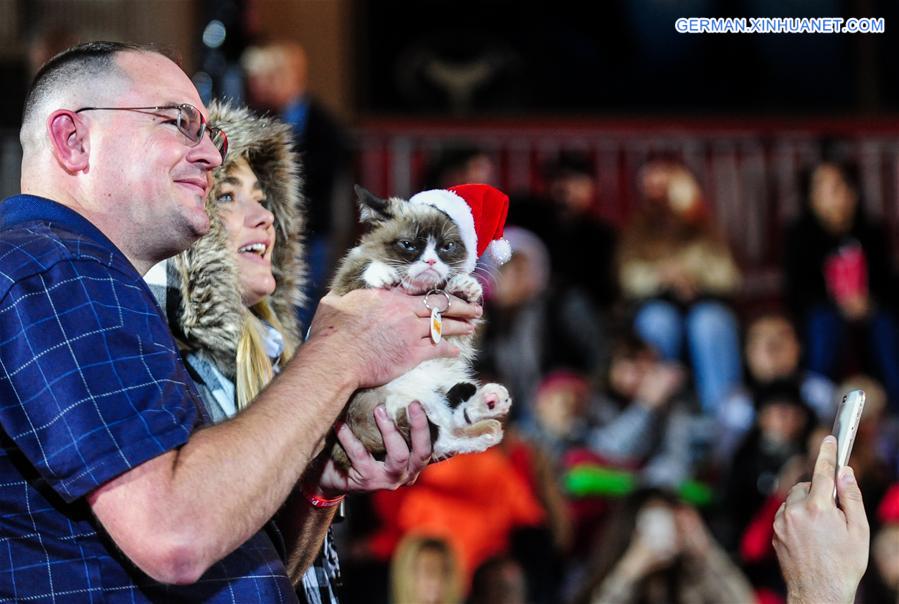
[715,312,835,466]
[421,143,497,190]
[241,39,351,328]
[784,160,899,407]
[535,152,619,314]
[618,159,742,413]
[586,332,690,487]
[721,380,816,555]
[864,484,899,603]
[477,227,605,423]
[573,488,754,604]
[467,555,529,604]
[389,535,463,604]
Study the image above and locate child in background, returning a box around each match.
[715,313,835,465]
[586,333,691,486]
[720,380,816,556]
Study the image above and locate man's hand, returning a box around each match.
[308,289,481,389]
[773,435,869,604]
[312,401,432,497]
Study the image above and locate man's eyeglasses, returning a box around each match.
[74,103,228,161]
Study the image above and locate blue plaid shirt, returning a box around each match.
[0,195,297,602]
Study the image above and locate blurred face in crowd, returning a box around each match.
[745,316,801,382]
[243,44,306,111]
[874,524,899,589]
[609,349,657,398]
[758,399,808,445]
[412,545,454,604]
[535,380,587,438]
[810,163,857,234]
[461,153,496,185]
[215,158,277,307]
[472,559,527,604]
[492,252,543,308]
[548,172,595,215]
[639,160,674,204]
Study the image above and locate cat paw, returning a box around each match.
[445,273,483,304]
[362,260,400,288]
[461,383,511,424]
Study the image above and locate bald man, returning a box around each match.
[0,41,480,602]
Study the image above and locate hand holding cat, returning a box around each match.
[313,401,432,496]
[308,288,481,390]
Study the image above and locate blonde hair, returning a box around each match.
[390,534,462,604]
[235,298,297,411]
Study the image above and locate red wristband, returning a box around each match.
[303,486,345,508]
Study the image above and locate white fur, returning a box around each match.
[362,260,400,288]
[380,359,510,459]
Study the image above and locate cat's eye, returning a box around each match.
[397,240,418,252]
[440,241,457,253]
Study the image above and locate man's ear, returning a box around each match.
[47,110,90,173]
[355,184,393,223]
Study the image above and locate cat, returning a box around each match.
[327,186,512,469]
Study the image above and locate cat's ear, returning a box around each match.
[355,185,393,223]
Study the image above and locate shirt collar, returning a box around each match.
[0,194,123,258]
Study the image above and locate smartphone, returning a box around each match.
[831,389,865,499]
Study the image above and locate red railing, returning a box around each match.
[355,117,899,297]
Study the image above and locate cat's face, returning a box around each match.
[356,188,469,293]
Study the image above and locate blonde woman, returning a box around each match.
[147,102,443,603]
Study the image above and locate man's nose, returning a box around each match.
[189,130,223,169]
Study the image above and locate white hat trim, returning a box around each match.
[408,189,478,273]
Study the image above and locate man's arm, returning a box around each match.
[88,288,479,584]
[278,401,433,582]
[772,435,869,604]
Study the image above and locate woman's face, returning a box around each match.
[745,317,801,382]
[810,164,857,234]
[412,547,451,604]
[874,524,899,589]
[215,158,277,307]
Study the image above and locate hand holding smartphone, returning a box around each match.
[831,389,865,500]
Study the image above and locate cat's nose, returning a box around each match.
[425,258,437,266]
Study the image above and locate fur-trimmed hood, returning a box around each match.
[151,101,306,379]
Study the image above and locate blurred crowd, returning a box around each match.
[13,30,898,604]
[335,149,899,604]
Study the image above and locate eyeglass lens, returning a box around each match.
[177,104,227,159]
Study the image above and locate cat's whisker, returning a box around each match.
[473,264,500,284]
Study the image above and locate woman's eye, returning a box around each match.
[215,192,234,203]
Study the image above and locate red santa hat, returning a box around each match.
[408,183,512,273]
